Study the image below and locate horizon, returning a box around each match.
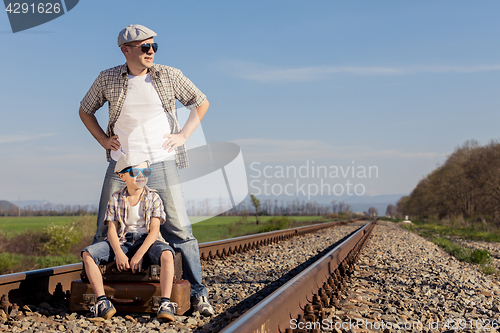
[2,193,406,217]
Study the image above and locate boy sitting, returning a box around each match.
[81,153,176,321]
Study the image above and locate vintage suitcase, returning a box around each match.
[71,252,191,314]
[80,252,184,282]
[69,279,191,315]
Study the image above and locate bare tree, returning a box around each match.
[331,200,337,214]
[250,193,261,224]
[385,204,397,218]
[368,207,378,217]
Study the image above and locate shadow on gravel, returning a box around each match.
[198,224,367,332]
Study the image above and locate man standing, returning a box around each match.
[79,24,214,316]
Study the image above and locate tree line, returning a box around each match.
[222,197,352,217]
[1,195,359,218]
[0,203,98,217]
[0,197,358,217]
[397,140,500,221]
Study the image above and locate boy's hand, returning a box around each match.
[130,254,144,273]
[116,252,130,272]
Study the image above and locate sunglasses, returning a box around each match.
[121,167,153,178]
[126,43,158,53]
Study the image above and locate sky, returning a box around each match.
[1,1,499,208]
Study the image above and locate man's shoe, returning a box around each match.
[192,296,214,316]
[157,301,177,322]
[90,298,116,319]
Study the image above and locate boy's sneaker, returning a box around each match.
[157,301,177,322]
[90,298,116,320]
[192,296,214,316]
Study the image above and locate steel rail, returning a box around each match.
[0,263,82,304]
[220,219,376,333]
[198,219,354,259]
[0,218,357,306]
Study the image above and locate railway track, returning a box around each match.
[0,218,376,332]
[4,218,498,333]
[220,219,376,333]
[0,218,355,309]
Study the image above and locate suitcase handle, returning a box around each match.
[109,296,140,305]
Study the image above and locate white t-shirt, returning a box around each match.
[126,202,148,234]
[110,73,175,163]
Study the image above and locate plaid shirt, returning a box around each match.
[80,63,207,169]
[104,186,168,245]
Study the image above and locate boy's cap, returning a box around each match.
[115,153,150,173]
[118,24,157,47]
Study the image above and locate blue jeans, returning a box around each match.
[84,233,174,267]
[93,159,208,298]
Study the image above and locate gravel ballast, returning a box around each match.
[325,221,500,333]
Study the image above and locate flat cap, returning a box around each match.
[115,152,150,173]
[118,24,157,47]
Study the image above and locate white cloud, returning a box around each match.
[0,133,56,144]
[232,138,447,162]
[416,65,500,74]
[224,61,500,83]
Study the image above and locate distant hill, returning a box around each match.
[0,200,18,211]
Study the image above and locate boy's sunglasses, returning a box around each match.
[121,167,153,178]
[126,43,158,53]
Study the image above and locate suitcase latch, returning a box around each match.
[151,265,160,280]
[83,294,96,304]
[152,296,161,311]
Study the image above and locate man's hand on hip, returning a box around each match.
[163,133,187,153]
[99,135,121,151]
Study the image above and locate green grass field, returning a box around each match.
[191,215,328,243]
[398,219,500,243]
[0,216,90,237]
[0,215,331,242]
[0,214,341,274]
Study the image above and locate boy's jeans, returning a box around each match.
[93,159,208,298]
